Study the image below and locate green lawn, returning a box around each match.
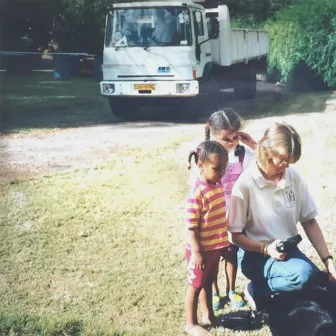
[0,143,190,336]
[1,73,113,133]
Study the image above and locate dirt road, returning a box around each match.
[3,82,319,180]
[0,122,200,179]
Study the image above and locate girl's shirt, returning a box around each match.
[188,145,255,210]
[185,179,229,251]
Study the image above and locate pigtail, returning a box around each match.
[205,126,210,141]
[187,148,199,170]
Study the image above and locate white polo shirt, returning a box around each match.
[227,163,318,243]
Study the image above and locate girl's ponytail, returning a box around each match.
[187,148,200,170]
[205,125,211,141]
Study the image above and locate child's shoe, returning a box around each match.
[212,293,221,311]
[228,290,246,308]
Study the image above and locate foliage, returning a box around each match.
[230,16,262,29]
[266,0,336,87]
[222,0,293,24]
[51,0,293,52]
[52,0,112,54]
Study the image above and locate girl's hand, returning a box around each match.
[238,131,257,150]
[266,240,287,260]
[192,252,204,270]
[325,259,336,282]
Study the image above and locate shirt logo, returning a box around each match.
[284,187,296,208]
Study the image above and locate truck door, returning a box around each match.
[193,10,212,79]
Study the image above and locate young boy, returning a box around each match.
[184,141,229,336]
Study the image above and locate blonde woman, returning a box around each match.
[227,122,336,311]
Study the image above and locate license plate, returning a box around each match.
[134,84,156,91]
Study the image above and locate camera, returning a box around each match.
[276,234,302,253]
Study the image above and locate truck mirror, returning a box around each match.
[208,17,219,39]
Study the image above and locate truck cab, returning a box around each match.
[100,1,268,118]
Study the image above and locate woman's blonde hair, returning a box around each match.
[256,123,302,167]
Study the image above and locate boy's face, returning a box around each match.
[199,153,228,183]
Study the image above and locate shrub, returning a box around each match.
[266,0,336,88]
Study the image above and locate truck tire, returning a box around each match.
[234,69,257,100]
[108,98,137,119]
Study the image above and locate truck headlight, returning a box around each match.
[176,83,190,93]
[102,84,115,94]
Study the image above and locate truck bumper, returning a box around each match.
[100,80,199,97]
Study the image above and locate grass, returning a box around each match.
[1,141,189,336]
[1,74,336,335]
[0,73,113,133]
[2,106,336,335]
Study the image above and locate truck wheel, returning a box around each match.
[234,69,257,100]
[108,98,137,120]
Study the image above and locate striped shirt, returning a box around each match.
[185,179,229,251]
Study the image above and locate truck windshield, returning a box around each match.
[106,7,192,48]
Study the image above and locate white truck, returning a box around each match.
[100,0,269,119]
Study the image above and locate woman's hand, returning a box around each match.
[325,259,336,282]
[192,251,204,270]
[266,240,287,260]
[238,131,257,150]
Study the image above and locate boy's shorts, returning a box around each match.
[186,249,221,289]
[227,243,239,254]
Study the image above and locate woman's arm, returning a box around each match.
[231,232,285,260]
[231,232,264,252]
[302,218,330,259]
[301,218,336,280]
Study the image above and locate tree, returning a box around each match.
[222,0,293,26]
[266,0,336,87]
[51,0,294,52]
[52,0,112,54]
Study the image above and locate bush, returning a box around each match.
[266,0,336,88]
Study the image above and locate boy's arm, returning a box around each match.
[188,228,203,270]
[188,228,201,253]
[186,188,204,269]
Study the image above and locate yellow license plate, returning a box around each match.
[134,84,156,91]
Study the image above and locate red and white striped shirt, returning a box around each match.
[185,179,229,251]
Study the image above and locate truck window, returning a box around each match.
[194,11,204,36]
[105,7,192,48]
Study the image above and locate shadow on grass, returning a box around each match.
[0,313,84,336]
[0,312,126,336]
[1,73,116,133]
[216,310,265,332]
[1,72,334,133]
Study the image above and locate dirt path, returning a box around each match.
[4,82,332,181]
[0,122,200,179]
